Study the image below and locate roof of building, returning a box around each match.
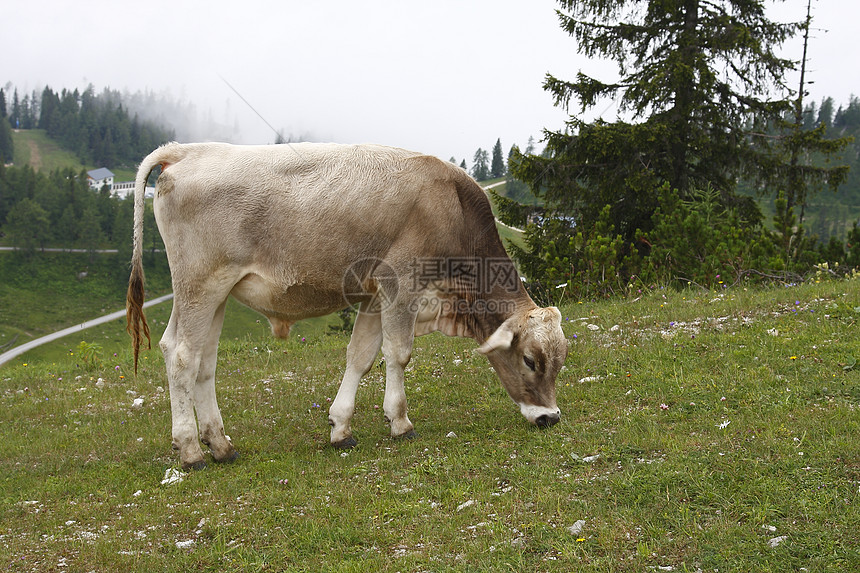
[87,167,115,180]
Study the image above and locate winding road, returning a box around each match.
[0,181,519,367]
[0,293,174,367]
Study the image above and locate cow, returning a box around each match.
[126,142,568,470]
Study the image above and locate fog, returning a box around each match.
[2,0,855,164]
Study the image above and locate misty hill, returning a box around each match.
[1,84,241,171]
[2,83,859,243]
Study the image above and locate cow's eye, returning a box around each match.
[523,356,536,371]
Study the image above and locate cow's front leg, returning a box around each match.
[381,304,417,440]
[194,300,238,463]
[329,306,382,448]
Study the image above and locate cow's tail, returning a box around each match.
[126,144,178,373]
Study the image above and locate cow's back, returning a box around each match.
[151,142,487,320]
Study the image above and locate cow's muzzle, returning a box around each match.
[519,403,561,427]
[535,412,561,428]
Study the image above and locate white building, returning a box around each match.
[86,168,154,198]
[110,180,135,199]
[86,167,114,190]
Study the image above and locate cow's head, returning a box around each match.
[477,306,568,427]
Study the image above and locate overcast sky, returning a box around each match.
[2,0,856,164]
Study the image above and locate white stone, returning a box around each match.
[456,500,476,512]
[161,468,186,486]
[567,519,586,535]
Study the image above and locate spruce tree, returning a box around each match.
[512,0,808,284]
[0,117,12,163]
[471,148,490,181]
[490,138,505,178]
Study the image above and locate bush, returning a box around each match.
[510,205,641,301]
[646,184,776,287]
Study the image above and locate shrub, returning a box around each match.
[646,184,776,287]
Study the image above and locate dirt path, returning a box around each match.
[27,138,42,170]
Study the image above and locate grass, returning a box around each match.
[10,129,136,181]
[484,181,526,250]
[1,277,858,571]
[11,130,87,173]
[0,253,172,354]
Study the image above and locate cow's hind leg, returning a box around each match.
[380,302,417,440]
[194,299,238,463]
[160,294,225,470]
[329,305,383,448]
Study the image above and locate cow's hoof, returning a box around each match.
[394,429,419,441]
[332,436,358,449]
[183,459,208,471]
[215,450,240,464]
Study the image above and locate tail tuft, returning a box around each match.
[126,263,151,374]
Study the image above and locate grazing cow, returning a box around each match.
[127,142,568,470]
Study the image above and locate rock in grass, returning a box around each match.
[161,468,186,486]
[456,500,475,512]
[567,519,586,535]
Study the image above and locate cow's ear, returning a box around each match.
[476,323,515,355]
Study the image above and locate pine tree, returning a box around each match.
[10,89,20,129]
[765,0,851,223]
[471,148,490,181]
[6,198,51,254]
[490,138,505,178]
[0,117,13,163]
[513,0,807,284]
[524,136,535,155]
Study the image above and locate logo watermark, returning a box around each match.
[407,257,521,295]
[341,257,521,315]
[341,257,399,313]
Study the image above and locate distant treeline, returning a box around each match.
[763,96,860,240]
[0,84,174,169]
[0,163,164,260]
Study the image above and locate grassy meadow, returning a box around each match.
[10,130,86,174]
[10,129,137,182]
[0,272,858,571]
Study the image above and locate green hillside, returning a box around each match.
[10,129,137,181]
[11,129,87,173]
